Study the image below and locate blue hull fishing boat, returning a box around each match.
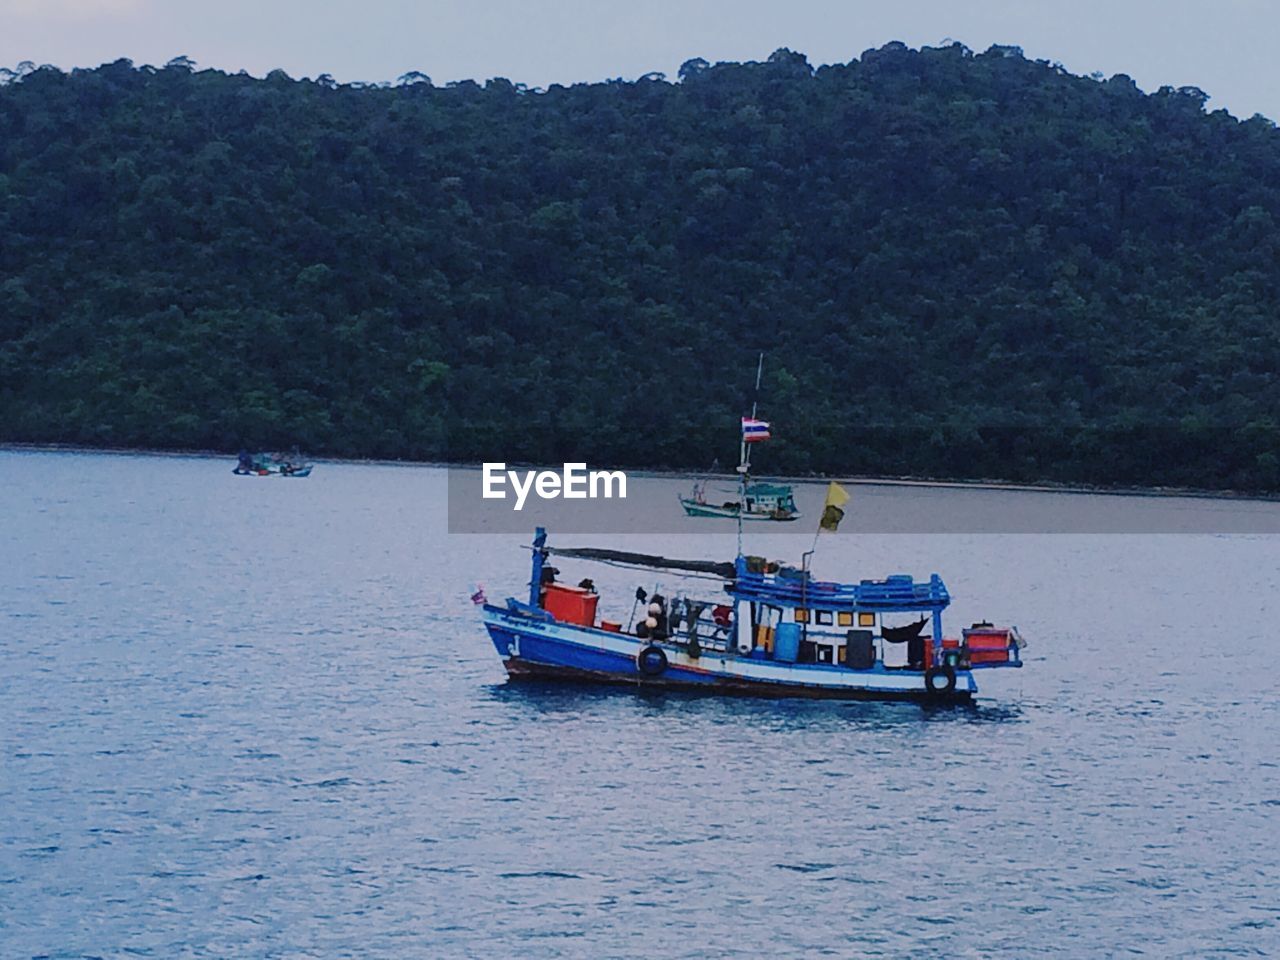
[481,527,1024,703]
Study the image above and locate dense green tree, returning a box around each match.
[1,44,1279,490]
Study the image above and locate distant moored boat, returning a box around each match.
[233,450,314,477]
[680,480,800,521]
[681,354,800,522]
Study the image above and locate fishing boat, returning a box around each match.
[680,480,800,521]
[479,527,1024,702]
[679,355,800,522]
[232,450,314,477]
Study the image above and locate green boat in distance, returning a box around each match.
[681,354,799,522]
[233,450,314,477]
[679,480,801,521]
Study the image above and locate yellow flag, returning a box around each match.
[819,481,850,532]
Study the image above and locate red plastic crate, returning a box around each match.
[542,583,599,627]
[969,649,1009,664]
[965,629,1010,648]
[964,627,1011,663]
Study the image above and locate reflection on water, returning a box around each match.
[2,452,1278,958]
[488,679,1024,727]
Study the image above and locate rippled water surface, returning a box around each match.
[3,452,1278,958]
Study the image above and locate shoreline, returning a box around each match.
[5,441,1279,505]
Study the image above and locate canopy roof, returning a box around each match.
[731,563,951,612]
[744,482,793,497]
[545,546,736,579]
[536,531,949,612]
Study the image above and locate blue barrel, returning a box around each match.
[774,623,801,663]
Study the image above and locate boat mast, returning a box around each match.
[740,351,764,474]
[529,527,547,607]
[736,352,764,556]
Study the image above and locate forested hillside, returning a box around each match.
[2,44,1279,490]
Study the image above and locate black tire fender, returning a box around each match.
[925,664,957,696]
[637,644,668,677]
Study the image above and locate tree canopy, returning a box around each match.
[2,44,1278,490]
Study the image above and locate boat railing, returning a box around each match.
[731,571,950,610]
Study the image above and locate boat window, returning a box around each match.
[838,611,853,627]
[858,612,876,628]
[794,608,809,623]
[815,610,833,626]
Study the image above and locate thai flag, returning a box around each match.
[741,417,771,442]
[470,584,487,605]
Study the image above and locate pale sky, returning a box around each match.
[2,0,1278,120]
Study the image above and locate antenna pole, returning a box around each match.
[751,351,763,419]
[744,351,764,473]
[738,352,765,558]
[736,493,744,558]
[736,442,747,558]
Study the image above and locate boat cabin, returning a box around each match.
[742,482,798,517]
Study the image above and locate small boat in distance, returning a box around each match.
[681,479,800,521]
[680,355,800,522]
[479,527,1024,702]
[233,450,314,477]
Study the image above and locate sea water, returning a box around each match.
[2,451,1277,957]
